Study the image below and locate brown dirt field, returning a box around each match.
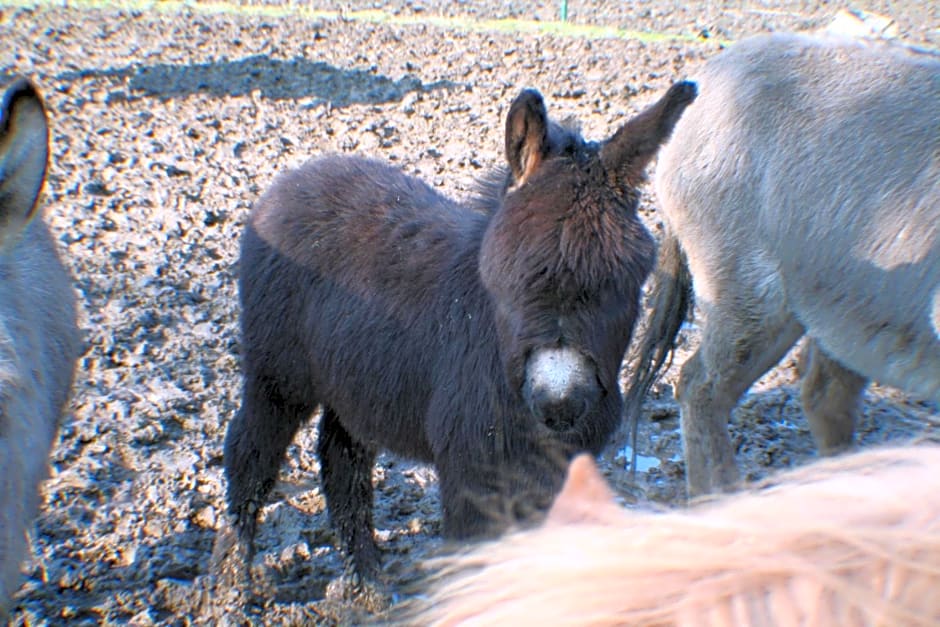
[1,1,937,624]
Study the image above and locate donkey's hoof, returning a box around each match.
[325,572,391,613]
[209,521,252,590]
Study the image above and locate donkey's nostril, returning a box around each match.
[543,413,563,431]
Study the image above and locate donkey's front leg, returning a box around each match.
[316,407,383,589]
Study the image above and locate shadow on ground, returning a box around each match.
[58,54,459,107]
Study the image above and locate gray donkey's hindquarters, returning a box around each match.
[631,32,940,497]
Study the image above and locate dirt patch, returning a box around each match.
[1,2,937,624]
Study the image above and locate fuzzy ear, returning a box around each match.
[600,80,697,188]
[504,88,550,186]
[0,78,49,245]
[546,454,617,525]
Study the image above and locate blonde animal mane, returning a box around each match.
[418,446,940,626]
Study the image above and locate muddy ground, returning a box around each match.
[1,1,938,624]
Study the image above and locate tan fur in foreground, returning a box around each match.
[420,448,940,626]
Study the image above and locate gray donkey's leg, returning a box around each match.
[678,300,804,497]
[799,339,868,455]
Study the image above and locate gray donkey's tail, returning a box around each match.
[622,227,693,476]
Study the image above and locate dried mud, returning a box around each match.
[1,1,937,624]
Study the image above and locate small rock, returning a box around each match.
[193,505,217,529]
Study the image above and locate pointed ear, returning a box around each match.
[546,454,617,525]
[0,78,49,244]
[600,80,697,187]
[504,88,550,186]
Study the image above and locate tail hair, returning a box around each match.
[622,227,693,475]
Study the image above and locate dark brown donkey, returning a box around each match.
[219,82,697,589]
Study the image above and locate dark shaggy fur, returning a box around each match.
[218,83,697,589]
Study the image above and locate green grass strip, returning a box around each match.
[1,0,716,45]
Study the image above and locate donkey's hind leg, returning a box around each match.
[799,339,868,455]
[678,305,804,497]
[216,378,313,581]
[316,406,381,584]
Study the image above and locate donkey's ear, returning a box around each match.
[0,78,49,243]
[505,88,550,186]
[546,454,617,526]
[600,80,697,187]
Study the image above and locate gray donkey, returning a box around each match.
[626,32,939,497]
[0,78,81,616]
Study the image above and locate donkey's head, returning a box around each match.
[479,82,697,439]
